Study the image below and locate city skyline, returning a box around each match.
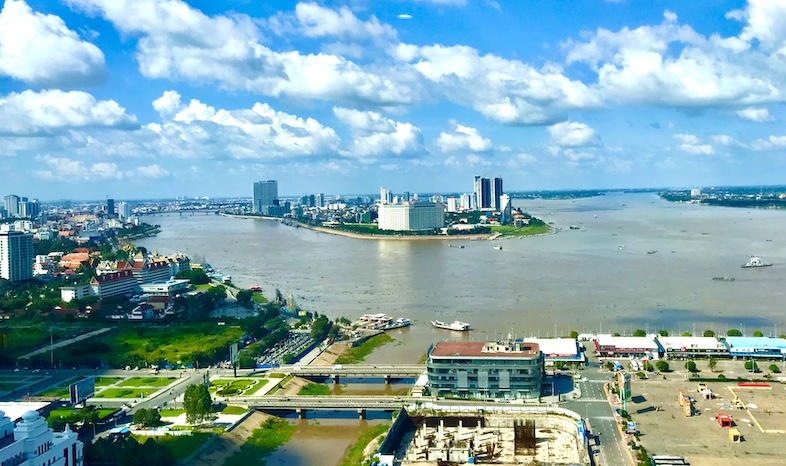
[2,1,786,199]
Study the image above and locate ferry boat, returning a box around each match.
[378,318,411,330]
[431,320,471,331]
[712,276,735,281]
[647,250,657,255]
[448,244,465,249]
[742,256,772,268]
[493,245,503,250]
[356,314,411,330]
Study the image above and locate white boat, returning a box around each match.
[493,245,502,250]
[431,320,471,331]
[742,256,772,268]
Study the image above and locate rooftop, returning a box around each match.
[657,336,726,350]
[725,337,786,349]
[595,335,661,349]
[430,341,540,358]
[521,338,581,357]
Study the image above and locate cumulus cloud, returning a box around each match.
[35,155,171,181]
[563,11,784,107]
[436,124,493,152]
[0,89,137,135]
[68,0,419,108]
[736,107,772,122]
[0,0,106,86]
[396,43,599,124]
[295,3,395,41]
[752,135,786,151]
[466,154,491,166]
[674,133,714,155]
[547,121,600,147]
[335,108,425,159]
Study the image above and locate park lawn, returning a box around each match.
[221,406,248,415]
[137,432,212,461]
[48,407,117,420]
[223,418,296,466]
[119,377,177,388]
[242,379,268,395]
[209,379,255,396]
[0,382,22,391]
[490,224,551,237]
[96,324,244,367]
[251,292,267,304]
[160,409,185,417]
[339,423,390,466]
[335,334,394,365]
[38,378,79,397]
[267,375,293,395]
[298,383,330,396]
[93,388,156,398]
[194,284,213,291]
[94,377,123,387]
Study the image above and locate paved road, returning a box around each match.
[17,328,115,360]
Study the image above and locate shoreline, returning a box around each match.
[220,212,555,241]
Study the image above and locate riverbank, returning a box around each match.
[302,223,492,241]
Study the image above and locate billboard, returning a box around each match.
[69,376,95,405]
[230,343,239,365]
[618,372,631,402]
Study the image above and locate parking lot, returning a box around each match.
[624,373,786,466]
[256,331,313,365]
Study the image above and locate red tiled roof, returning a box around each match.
[430,341,540,358]
[92,270,135,284]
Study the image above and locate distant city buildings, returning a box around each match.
[690,188,702,197]
[117,202,132,220]
[3,194,39,220]
[252,180,290,216]
[379,187,393,205]
[474,176,503,211]
[0,225,34,283]
[378,201,445,231]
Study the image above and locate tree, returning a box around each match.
[183,383,216,426]
[605,362,614,371]
[133,408,161,427]
[569,330,579,339]
[236,289,253,307]
[769,364,781,373]
[633,329,646,337]
[655,360,669,372]
[643,362,654,372]
[708,358,717,371]
[703,330,715,337]
[658,330,669,337]
[727,329,743,336]
[753,330,764,337]
[682,332,692,337]
[744,360,758,372]
[685,361,697,373]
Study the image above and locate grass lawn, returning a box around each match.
[208,379,255,395]
[267,372,286,378]
[243,379,268,395]
[223,418,296,466]
[0,382,22,391]
[160,409,185,417]
[298,383,330,396]
[194,284,213,291]
[339,423,390,466]
[221,406,248,415]
[136,432,212,460]
[93,388,156,398]
[119,377,177,388]
[37,377,79,398]
[94,377,123,387]
[490,224,551,237]
[335,334,394,365]
[48,407,118,421]
[251,291,267,304]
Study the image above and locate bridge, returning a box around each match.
[275,364,426,383]
[243,395,426,418]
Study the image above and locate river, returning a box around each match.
[138,192,786,363]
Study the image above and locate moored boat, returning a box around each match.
[742,256,772,268]
[431,320,471,331]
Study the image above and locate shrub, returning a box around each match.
[769,364,781,373]
[655,360,669,372]
[685,361,697,372]
[744,360,758,372]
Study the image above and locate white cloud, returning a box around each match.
[397,14,413,20]
[752,135,786,151]
[0,0,106,86]
[295,3,395,41]
[736,107,772,122]
[335,109,425,159]
[414,0,466,5]
[436,125,493,152]
[0,89,137,135]
[674,134,714,155]
[395,43,600,124]
[128,164,170,178]
[333,107,395,133]
[547,121,600,147]
[35,155,122,181]
[733,0,786,53]
[673,133,700,144]
[466,154,491,166]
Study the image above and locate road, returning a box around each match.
[17,327,115,360]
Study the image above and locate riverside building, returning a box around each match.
[0,226,34,284]
[0,409,83,466]
[378,202,445,231]
[426,340,544,400]
[252,180,278,214]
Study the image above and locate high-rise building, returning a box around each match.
[0,226,34,283]
[499,194,512,224]
[107,198,115,217]
[118,202,132,220]
[446,197,459,213]
[460,193,474,211]
[378,202,445,231]
[314,193,324,208]
[379,187,393,205]
[253,180,278,214]
[19,199,40,219]
[4,194,20,218]
[473,176,503,211]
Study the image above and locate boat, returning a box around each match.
[377,318,411,330]
[448,244,465,249]
[431,320,471,331]
[742,256,772,268]
[712,277,735,281]
[493,245,502,250]
[647,250,657,255]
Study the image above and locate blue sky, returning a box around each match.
[2,0,786,200]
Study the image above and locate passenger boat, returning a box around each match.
[431,320,471,331]
[742,256,772,268]
[493,245,502,250]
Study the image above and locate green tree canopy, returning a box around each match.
[658,330,669,337]
[569,330,579,339]
[183,383,216,426]
[132,408,161,427]
[655,360,669,372]
[703,330,715,337]
[753,330,764,337]
[633,329,646,337]
[685,361,697,372]
[727,329,743,336]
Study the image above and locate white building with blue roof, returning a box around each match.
[722,337,786,359]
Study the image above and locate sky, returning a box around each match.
[2,0,786,200]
